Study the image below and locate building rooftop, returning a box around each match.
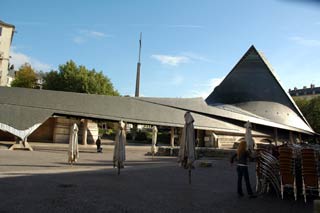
[0,20,15,29]
[289,84,320,97]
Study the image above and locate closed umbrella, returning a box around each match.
[245,121,254,151]
[68,123,79,164]
[151,126,158,158]
[113,120,126,175]
[178,112,196,184]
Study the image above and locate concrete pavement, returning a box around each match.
[0,143,314,213]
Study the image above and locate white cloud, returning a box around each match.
[166,24,204,29]
[10,48,52,71]
[72,29,109,44]
[189,77,224,99]
[290,36,320,47]
[170,75,184,85]
[73,36,86,44]
[79,29,108,38]
[151,54,190,66]
[151,52,212,66]
[88,31,107,38]
[181,51,212,63]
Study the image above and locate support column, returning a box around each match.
[299,133,302,144]
[82,119,88,145]
[274,128,278,146]
[52,118,57,143]
[9,137,33,151]
[289,131,294,144]
[170,127,175,147]
[212,132,218,148]
[132,124,137,141]
[196,129,200,147]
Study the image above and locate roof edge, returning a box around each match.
[0,20,15,28]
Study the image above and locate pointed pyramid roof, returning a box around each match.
[205,45,313,132]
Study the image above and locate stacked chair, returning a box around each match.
[256,149,280,197]
[301,148,319,203]
[279,146,297,200]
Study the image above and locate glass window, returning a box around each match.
[0,27,2,36]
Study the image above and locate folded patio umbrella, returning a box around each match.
[245,121,254,150]
[151,126,158,157]
[68,123,79,164]
[113,120,126,175]
[178,112,196,184]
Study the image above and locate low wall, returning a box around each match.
[157,146,236,158]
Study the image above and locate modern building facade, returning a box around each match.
[0,46,316,149]
[0,20,15,86]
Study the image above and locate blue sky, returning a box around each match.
[2,0,320,98]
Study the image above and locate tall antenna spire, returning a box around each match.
[135,32,142,97]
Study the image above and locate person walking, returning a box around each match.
[231,141,257,198]
[96,136,102,153]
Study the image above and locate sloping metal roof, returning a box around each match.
[0,87,249,140]
[205,45,312,133]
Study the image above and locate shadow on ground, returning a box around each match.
[0,159,312,213]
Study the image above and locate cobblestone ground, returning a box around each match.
[0,144,314,213]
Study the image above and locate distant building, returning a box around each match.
[289,84,320,100]
[6,68,16,86]
[0,20,15,86]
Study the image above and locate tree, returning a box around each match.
[11,63,38,88]
[43,60,120,96]
[294,97,320,133]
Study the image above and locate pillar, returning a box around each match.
[52,118,58,143]
[9,136,33,151]
[299,133,302,144]
[196,129,200,147]
[132,124,137,141]
[274,128,278,146]
[82,119,88,145]
[170,127,174,147]
[212,132,218,148]
[289,131,294,144]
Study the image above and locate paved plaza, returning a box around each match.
[0,143,314,213]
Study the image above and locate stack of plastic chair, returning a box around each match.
[279,146,297,200]
[301,148,319,203]
[256,149,280,197]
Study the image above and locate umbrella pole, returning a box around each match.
[189,168,191,184]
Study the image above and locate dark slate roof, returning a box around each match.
[205,45,311,132]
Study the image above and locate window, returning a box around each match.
[0,27,2,36]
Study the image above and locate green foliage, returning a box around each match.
[43,60,120,96]
[295,97,320,133]
[11,63,38,88]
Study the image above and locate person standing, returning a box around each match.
[231,141,257,198]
